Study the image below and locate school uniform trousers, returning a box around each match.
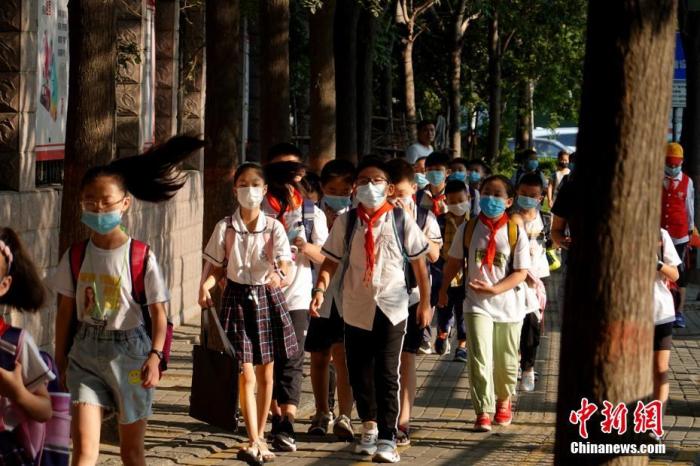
[273,309,309,406]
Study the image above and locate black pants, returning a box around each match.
[520,312,541,371]
[273,309,309,407]
[345,309,406,441]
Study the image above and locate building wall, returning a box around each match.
[0,171,203,350]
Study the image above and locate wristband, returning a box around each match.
[149,349,164,361]
[311,287,325,296]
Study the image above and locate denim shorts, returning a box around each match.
[67,323,153,425]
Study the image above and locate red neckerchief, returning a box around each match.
[265,189,304,229]
[430,192,446,216]
[357,202,394,285]
[478,212,509,272]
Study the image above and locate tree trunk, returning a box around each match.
[554,1,676,464]
[382,59,394,146]
[357,8,376,158]
[679,1,700,230]
[334,0,360,162]
[309,0,336,173]
[203,0,240,245]
[448,40,462,158]
[486,7,501,164]
[514,80,533,152]
[260,0,291,160]
[60,0,116,254]
[402,38,417,141]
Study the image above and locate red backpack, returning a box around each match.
[66,240,173,372]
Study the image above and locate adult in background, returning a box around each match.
[405,120,436,165]
[547,150,570,208]
[662,142,694,328]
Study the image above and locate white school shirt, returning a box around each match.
[405,143,433,165]
[262,199,329,311]
[522,213,550,279]
[51,239,169,331]
[448,219,531,323]
[654,229,682,325]
[663,172,695,243]
[407,203,442,306]
[203,210,292,285]
[322,209,429,330]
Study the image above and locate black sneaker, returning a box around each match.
[268,414,282,441]
[272,417,297,452]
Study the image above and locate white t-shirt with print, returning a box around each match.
[654,229,682,325]
[52,239,169,331]
[448,219,531,322]
[262,200,329,311]
[408,204,442,306]
[203,210,292,285]
[322,209,429,331]
[405,143,433,165]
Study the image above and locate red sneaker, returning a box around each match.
[494,400,513,426]
[474,413,492,432]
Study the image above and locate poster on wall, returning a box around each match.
[36,0,69,161]
[140,0,156,151]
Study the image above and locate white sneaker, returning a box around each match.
[520,369,535,392]
[355,421,378,456]
[373,439,400,463]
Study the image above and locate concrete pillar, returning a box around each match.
[154,0,178,143]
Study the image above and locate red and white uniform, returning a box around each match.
[662,172,695,244]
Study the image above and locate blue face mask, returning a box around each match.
[468,171,481,184]
[665,165,682,178]
[517,195,540,210]
[426,170,446,186]
[526,159,539,171]
[448,171,467,183]
[323,195,352,212]
[356,182,387,208]
[479,195,507,219]
[415,173,429,189]
[81,210,123,235]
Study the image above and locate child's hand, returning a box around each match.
[199,286,213,309]
[293,236,307,251]
[416,302,432,328]
[268,272,282,288]
[141,355,160,389]
[309,293,324,318]
[0,362,25,401]
[437,288,449,307]
[468,279,497,295]
[394,198,413,215]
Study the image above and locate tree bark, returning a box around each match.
[448,0,470,158]
[486,6,501,164]
[260,0,291,161]
[203,0,240,246]
[357,8,376,158]
[309,0,336,173]
[514,80,533,152]
[402,39,417,142]
[554,1,676,464]
[679,1,700,229]
[334,0,360,162]
[60,0,116,254]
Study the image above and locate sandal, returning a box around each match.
[257,440,276,462]
[236,443,263,466]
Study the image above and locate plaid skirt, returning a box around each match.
[220,280,299,365]
[0,431,32,466]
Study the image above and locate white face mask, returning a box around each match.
[237,186,264,209]
[447,201,470,217]
[356,182,387,208]
[400,195,414,208]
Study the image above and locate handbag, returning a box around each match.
[189,308,239,432]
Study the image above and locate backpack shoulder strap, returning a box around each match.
[416,189,425,207]
[0,326,24,370]
[415,205,429,231]
[437,213,447,237]
[224,216,235,267]
[344,208,358,253]
[129,239,150,306]
[462,217,479,259]
[69,240,89,290]
[302,199,315,242]
[392,207,407,253]
[507,218,519,252]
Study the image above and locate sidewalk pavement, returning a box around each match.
[96,272,700,465]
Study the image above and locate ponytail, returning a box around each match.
[0,227,45,312]
[80,135,205,202]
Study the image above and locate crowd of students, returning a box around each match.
[0,135,684,465]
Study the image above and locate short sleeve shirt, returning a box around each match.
[51,239,169,331]
[448,219,531,322]
[322,209,429,330]
[203,210,292,285]
[405,143,433,165]
[654,229,682,325]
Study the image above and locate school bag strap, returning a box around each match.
[416,189,426,207]
[302,199,315,243]
[415,205,429,231]
[129,240,150,306]
[389,207,414,292]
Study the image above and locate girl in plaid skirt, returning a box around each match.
[200,163,298,464]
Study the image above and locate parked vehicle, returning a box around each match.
[507,137,571,160]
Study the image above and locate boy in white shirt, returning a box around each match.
[311,157,431,463]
